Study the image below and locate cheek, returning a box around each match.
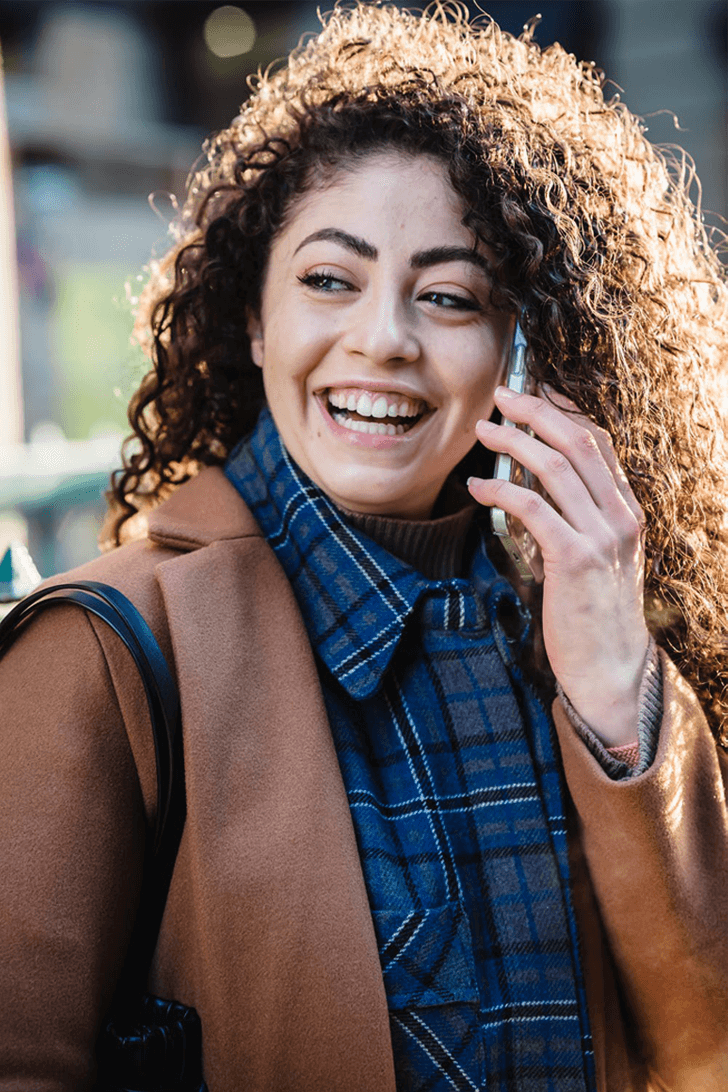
[439,346,505,409]
[265,305,339,376]
[432,322,508,389]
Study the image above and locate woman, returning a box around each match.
[1,4,727,1091]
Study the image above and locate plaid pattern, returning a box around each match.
[225,408,596,1092]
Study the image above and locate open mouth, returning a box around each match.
[323,387,432,436]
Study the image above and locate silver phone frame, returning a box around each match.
[490,319,540,582]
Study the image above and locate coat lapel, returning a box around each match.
[147,471,396,1091]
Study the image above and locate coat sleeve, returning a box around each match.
[0,604,148,1090]
[554,649,728,1092]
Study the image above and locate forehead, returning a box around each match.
[277,152,471,249]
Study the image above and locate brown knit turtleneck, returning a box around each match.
[340,477,479,581]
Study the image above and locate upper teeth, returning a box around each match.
[328,389,426,418]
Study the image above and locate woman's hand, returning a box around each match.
[468,385,650,747]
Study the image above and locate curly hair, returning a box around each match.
[104,1,728,741]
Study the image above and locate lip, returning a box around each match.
[315,392,433,449]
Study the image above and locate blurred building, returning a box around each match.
[0,1,323,575]
[0,0,725,578]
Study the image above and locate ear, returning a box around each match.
[246,310,264,369]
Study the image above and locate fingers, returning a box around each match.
[542,387,645,528]
[481,386,644,536]
[468,471,580,565]
[475,417,597,535]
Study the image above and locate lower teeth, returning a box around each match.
[345,418,403,435]
[331,409,412,435]
[329,410,410,434]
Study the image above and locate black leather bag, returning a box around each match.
[0,580,207,1092]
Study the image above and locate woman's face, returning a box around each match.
[247,152,513,519]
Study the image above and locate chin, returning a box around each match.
[332,484,434,520]
[303,457,437,519]
[330,490,401,516]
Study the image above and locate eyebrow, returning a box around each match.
[294,229,377,261]
[293,229,490,275]
[411,245,491,276]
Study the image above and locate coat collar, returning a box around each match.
[223,410,431,700]
[147,467,261,551]
[147,455,429,701]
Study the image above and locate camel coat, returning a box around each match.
[1,468,727,1092]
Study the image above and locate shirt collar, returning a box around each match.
[225,407,439,698]
[224,409,515,698]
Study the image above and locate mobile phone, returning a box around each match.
[490,319,544,583]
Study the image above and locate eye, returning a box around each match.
[418,290,481,312]
[297,270,355,293]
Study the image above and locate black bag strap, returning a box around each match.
[0,580,186,993]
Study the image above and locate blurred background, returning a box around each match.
[0,0,725,589]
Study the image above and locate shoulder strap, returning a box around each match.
[0,580,186,991]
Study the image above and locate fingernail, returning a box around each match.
[476,418,496,430]
[467,476,485,488]
[495,385,517,398]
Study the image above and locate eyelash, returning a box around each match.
[297,270,350,292]
[298,271,481,312]
[419,291,481,312]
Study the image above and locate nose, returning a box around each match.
[341,288,420,366]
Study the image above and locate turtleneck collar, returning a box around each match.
[339,477,478,581]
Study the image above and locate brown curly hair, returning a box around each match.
[104,1,728,741]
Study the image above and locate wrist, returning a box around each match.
[566,693,641,748]
[557,637,651,748]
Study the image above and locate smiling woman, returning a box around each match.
[1,4,728,1092]
[247,153,512,519]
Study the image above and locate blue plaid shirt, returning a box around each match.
[226,408,596,1092]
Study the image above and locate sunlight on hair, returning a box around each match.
[108,2,728,740]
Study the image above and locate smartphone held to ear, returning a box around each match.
[490,320,545,583]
